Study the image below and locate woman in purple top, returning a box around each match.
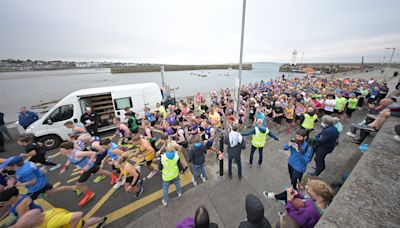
[263,178,335,228]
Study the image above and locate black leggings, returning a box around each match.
[274,190,288,202]
[30,155,57,166]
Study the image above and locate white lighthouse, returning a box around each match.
[291,50,298,65]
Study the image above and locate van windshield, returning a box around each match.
[48,104,74,123]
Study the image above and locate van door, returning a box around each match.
[41,104,75,149]
[112,90,145,121]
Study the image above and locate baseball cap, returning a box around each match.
[0,156,24,170]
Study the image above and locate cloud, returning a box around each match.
[0,0,399,63]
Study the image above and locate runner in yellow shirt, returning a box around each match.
[208,108,221,129]
[13,208,107,228]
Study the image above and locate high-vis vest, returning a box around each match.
[161,153,179,182]
[251,127,268,148]
[301,114,318,129]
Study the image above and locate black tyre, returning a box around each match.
[37,135,62,150]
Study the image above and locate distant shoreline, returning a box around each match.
[110,64,253,73]
[0,67,105,73]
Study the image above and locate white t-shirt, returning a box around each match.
[324,99,336,112]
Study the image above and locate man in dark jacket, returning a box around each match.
[224,125,246,179]
[239,194,272,228]
[80,107,98,135]
[0,112,12,143]
[311,115,339,176]
[188,136,207,186]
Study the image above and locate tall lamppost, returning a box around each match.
[236,0,247,118]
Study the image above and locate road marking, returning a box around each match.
[48,152,61,159]
[67,176,80,183]
[104,153,193,225]
[83,188,116,221]
[105,175,191,225]
[53,182,61,188]
[71,170,81,176]
[73,167,80,172]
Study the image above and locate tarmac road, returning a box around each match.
[0,127,195,227]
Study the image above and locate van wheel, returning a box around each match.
[38,135,62,150]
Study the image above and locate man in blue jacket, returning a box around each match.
[310,115,339,176]
[283,129,313,190]
[18,107,39,129]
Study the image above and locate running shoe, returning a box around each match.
[110,174,118,185]
[146,170,158,179]
[191,177,197,186]
[135,187,144,198]
[346,132,356,138]
[93,175,107,183]
[49,163,62,171]
[200,174,207,182]
[74,189,82,196]
[79,192,95,206]
[395,135,400,142]
[113,181,124,189]
[263,191,276,200]
[177,192,182,197]
[96,216,108,228]
[162,199,167,207]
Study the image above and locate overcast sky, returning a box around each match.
[1,0,399,64]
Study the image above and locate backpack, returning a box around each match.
[128,116,138,131]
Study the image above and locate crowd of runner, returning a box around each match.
[0,74,398,228]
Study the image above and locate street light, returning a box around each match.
[384,48,395,81]
[236,0,247,118]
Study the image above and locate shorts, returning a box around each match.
[78,165,100,183]
[42,208,83,228]
[126,174,140,186]
[205,141,213,149]
[324,110,334,116]
[334,109,343,114]
[150,121,156,127]
[30,182,53,200]
[346,108,356,116]
[273,117,282,124]
[142,159,153,166]
[94,152,107,166]
[285,118,293,123]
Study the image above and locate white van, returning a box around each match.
[25,82,162,150]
